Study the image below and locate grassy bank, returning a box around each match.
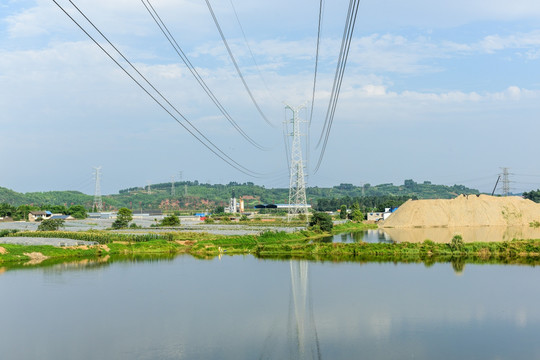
[2,223,540,267]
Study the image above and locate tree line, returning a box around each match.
[0,203,87,220]
[315,195,417,213]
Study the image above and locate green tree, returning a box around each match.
[0,203,17,217]
[67,205,87,219]
[309,212,333,232]
[350,210,364,222]
[15,205,40,221]
[37,219,65,231]
[339,205,347,219]
[348,202,363,221]
[112,207,133,229]
[159,214,180,226]
[523,189,540,203]
[214,206,225,214]
[46,205,68,214]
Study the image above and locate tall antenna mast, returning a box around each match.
[285,103,309,222]
[93,166,103,212]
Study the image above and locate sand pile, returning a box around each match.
[381,194,540,228]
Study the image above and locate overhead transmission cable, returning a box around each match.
[228,0,279,104]
[309,0,324,127]
[314,0,360,173]
[204,0,275,128]
[53,0,260,177]
[140,0,267,151]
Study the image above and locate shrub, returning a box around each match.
[37,219,65,231]
[112,207,133,229]
[309,212,333,232]
[450,234,464,251]
[160,214,181,226]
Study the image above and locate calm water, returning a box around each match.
[324,226,540,243]
[2,255,540,360]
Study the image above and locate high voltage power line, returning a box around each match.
[309,0,325,127]
[141,0,268,151]
[53,0,362,179]
[204,0,275,128]
[228,0,279,104]
[53,0,260,177]
[314,0,361,173]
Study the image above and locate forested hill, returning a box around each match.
[0,179,479,211]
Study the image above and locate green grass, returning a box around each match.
[332,221,378,233]
[3,227,540,268]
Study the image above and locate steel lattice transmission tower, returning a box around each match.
[285,104,309,222]
[501,167,511,196]
[93,166,103,212]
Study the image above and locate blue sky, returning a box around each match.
[1,0,540,195]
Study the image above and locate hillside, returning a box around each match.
[0,179,479,211]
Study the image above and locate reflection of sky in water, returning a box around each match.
[324,226,540,243]
[1,257,540,359]
[322,229,394,243]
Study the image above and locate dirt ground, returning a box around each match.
[382,194,540,228]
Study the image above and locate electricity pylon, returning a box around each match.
[285,103,309,222]
[501,167,511,196]
[93,166,103,212]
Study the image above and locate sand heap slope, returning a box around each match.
[381,194,540,228]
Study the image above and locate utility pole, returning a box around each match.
[285,103,308,222]
[501,167,510,196]
[93,166,103,212]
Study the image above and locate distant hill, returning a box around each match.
[0,179,479,212]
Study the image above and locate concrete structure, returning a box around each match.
[28,211,52,222]
[367,207,397,221]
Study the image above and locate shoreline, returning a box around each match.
[2,222,540,267]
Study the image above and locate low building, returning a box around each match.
[367,212,385,221]
[50,214,75,220]
[28,211,52,222]
[367,207,398,221]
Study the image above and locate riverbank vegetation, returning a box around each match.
[2,221,540,267]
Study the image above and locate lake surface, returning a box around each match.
[323,226,540,243]
[2,255,540,359]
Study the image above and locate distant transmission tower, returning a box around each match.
[501,167,511,196]
[147,181,152,195]
[171,176,175,196]
[285,104,309,222]
[93,166,103,212]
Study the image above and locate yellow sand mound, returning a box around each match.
[381,194,540,228]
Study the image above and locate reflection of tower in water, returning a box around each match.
[288,260,321,360]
